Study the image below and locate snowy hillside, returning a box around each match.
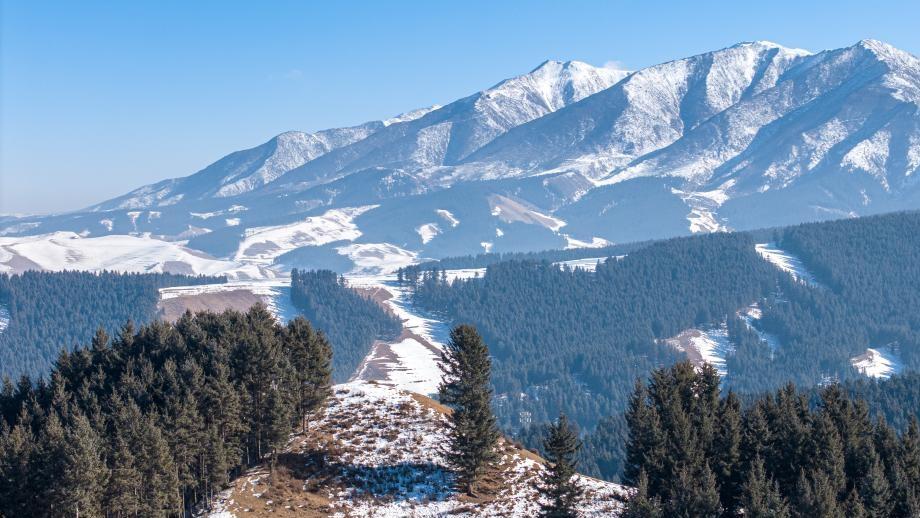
[203,381,626,517]
[3,40,920,275]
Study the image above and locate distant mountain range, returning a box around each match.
[2,40,919,277]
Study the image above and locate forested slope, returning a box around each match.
[290,269,401,382]
[0,306,333,517]
[402,211,920,482]
[0,271,221,380]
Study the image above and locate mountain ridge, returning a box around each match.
[2,39,919,277]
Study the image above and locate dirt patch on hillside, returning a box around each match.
[158,289,263,321]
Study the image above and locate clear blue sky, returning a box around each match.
[2,0,918,214]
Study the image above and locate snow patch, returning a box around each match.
[851,347,903,379]
[564,235,612,250]
[235,206,377,265]
[665,325,735,377]
[436,209,460,227]
[755,243,819,286]
[415,223,441,244]
[336,243,417,275]
[0,305,9,334]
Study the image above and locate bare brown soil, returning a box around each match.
[157,289,263,322]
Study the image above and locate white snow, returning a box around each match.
[235,206,377,265]
[225,218,241,227]
[0,231,269,280]
[0,305,9,334]
[347,272,451,396]
[436,209,460,227]
[415,223,441,244]
[99,219,114,231]
[203,379,626,517]
[488,195,566,232]
[555,256,620,272]
[755,243,819,286]
[665,324,735,378]
[480,241,493,253]
[382,105,441,126]
[336,243,417,275]
[850,347,903,379]
[564,235,612,249]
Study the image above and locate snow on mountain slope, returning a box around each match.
[270,60,628,189]
[6,40,920,274]
[851,346,903,379]
[468,42,808,176]
[0,231,267,279]
[755,242,820,286]
[92,106,441,212]
[234,206,377,265]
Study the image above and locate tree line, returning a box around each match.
[0,270,222,380]
[290,269,401,382]
[0,305,332,517]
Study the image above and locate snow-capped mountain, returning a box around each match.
[3,40,919,277]
[268,59,629,191]
[93,107,439,211]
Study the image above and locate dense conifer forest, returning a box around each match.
[400,211,920,483]
[290,269,401,382]
[620,362,920,517]
[403,232,778,430]
[0,271,222,380]
[0,306,332,517]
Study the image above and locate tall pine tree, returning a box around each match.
[438,324,499,496]
[538,413,583,517]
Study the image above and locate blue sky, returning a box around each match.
[2,0,918,214]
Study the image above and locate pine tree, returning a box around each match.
[665,462,721,518]
[794,470,840,518]
[265,383,293,479]
[538,413,583,517]
[60,412,108,518]
[808,411,847,508]
[624,379,665,493]
[622,468,663,518]
[861,455,892,518]
[741,456,789,518]
[285,317,332,432]
[106,429,141,517]
[438,324,499,496]
[713,391,743,513]
[844,488,868,518]
[0,423,35,517]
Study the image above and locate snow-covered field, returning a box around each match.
[850,347,903,379]
[0,231,271,280]
[235,206,376,265]
[755,243,819,286]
